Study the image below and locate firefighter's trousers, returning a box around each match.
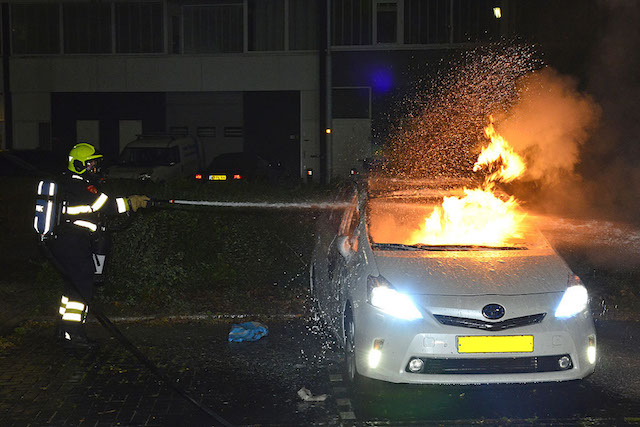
[48,229,95,335]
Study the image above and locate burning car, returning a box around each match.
[310,119,596,384]
[311,177,596,384]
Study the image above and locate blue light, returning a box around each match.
[371,68,393,93]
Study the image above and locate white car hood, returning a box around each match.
[374,249,570,296]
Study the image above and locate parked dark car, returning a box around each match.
[195,152,287,183]
[0,150,65,176]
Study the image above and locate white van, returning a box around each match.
[108,134,201,182]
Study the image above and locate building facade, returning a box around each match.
[0,0,595,181]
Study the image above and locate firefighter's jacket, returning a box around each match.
[58,173,129,234]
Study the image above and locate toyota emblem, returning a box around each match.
[482,304,505,320]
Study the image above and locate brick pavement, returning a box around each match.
[0,318,340,426]
[0,280,42,336]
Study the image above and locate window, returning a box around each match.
[183,5,243,53]
[171,15,181,54]
[248,0,284,51]
[404,0,450,44]
[224,127,243,137]
[289,0,317,50]
[63,2,112,54]
[169,126,189,136]
[452,0,501,43]
[11,3,60,54]
[375,1,398,44]
[115,2,164,53]
[332,0,372,46]
[197,127,216,138]
[120,147,180,167]
[333,88,370,119]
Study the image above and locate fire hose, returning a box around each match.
[40,225,234,426]
[41,198,352,424]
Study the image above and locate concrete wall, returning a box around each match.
[13,92,50,149]
[8,53,324,177]
[300,89,320,179]
[331,119,371,177]
[11,53,319,92]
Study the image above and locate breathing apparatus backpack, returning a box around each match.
[34,179,61,241]
[34,178,113,281]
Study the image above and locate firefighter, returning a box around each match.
[48,142,149,349]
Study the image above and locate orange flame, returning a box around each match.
[473,116,526,183]
[408,117,528,246]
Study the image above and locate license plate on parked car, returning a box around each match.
[457,335,534,353]
[210,174,227,181]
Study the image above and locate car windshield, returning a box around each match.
[119,147,179,167]
[366,185,546,251]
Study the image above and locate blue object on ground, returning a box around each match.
[228,321,269,342]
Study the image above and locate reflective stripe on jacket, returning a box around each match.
[59,173,128,232]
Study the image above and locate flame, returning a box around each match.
[473,116,526,183]
[408,117,528,246]
[408,188,525,246]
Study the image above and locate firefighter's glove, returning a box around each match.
[128,195,150,212]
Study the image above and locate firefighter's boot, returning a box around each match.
[57,296,96,349]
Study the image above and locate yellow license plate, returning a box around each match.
[457,335,533,353]
[210,175,227,181]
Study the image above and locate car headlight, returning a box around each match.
[367,275,423,320]
[555,275,589,318]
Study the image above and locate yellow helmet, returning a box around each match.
[68,143,103,174]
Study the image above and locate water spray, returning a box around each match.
[152,199,355,210]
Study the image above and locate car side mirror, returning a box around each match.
[336,235,354,259]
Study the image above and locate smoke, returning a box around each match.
[511,1,640,222]
[382,46,603,220]
[581,0,640,223]
[496,68,600,186]
[384,46,540,177]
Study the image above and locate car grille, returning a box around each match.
[406,354,573,375]
[433,313,546,331]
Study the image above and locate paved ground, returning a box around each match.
[3,315,640,426]
[0,317,341,426]
[3,214,640,426]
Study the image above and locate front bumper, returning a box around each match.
[354,295,597,384]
